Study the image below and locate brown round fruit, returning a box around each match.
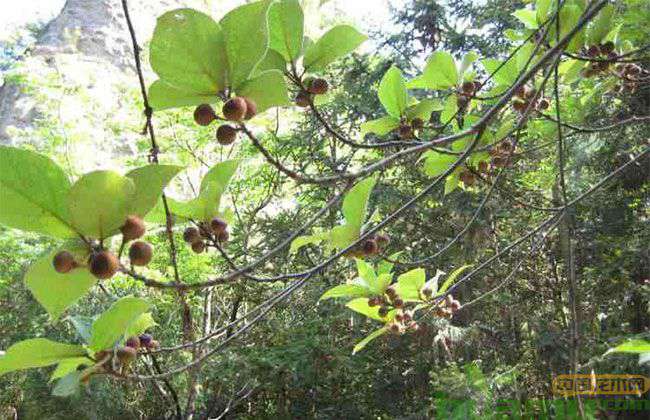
[398,124,412,139]
[116,346,137,364]
[120,215,146,241]
[378,306,389,318]
[216,124,237,145]
[193,104,217,126]
[89,251,120,279]
[128,241,153,266]
[222,97,248,121]
[586,45,600,57]
[537,98,550,110]
[411,118,424,130]
[53,250,76,274]
[216,230,230,244]
[393,297,404,308]
[125,336,140,349]
[600,41,615,55]
[362,239,379,255]
[210,217,227,234]
[375,233,390,246]
[191,241,206,254]
[243,97,258,120]
[461,81,475,94]
[183,227,201,244]
[295,91,311,107]
[308,78,329,95]
[459,171,475,186]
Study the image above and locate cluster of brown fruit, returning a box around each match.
[396,117,424,139]
[581,42,622,78]
[182,217,229,254]
[295,77,329,107]
[344,233,390,258]
[52,215,153,280]
[456,80,482,109]
[388,309,419,334]
[193,96,257,145]
[368,286,420,334]
[489,140,516,169]
[429,294,461,319]
[92,334,159,375]
[614,63,646,94]
[512,85,549,113]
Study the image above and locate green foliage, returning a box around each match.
[378,66,408,118]
[408,51,458,90]
[89,297,150,352]
[303,25,367,71]
[268,0,304,62]
[0,339,88,376]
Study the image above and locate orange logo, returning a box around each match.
[552,374,650,396]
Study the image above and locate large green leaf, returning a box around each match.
[405,99,442,121]
[89,297,150,352]
[149,9,226,96]
[394,268,426,302]
[50,357,91,382]
[25,248,96,319]
[303,25,367,71]
[67,171,136,239]
[549,4,584,53]
[586,4,614,45]
[329,224,360,249]
[481,58,518,86]
[289,231,328,254]
[342,176,377,228]
[378,66,408,118]
[436,265,472,296]
[220,0,274,89]
[199,160,241,192]
[512,8,538,29]
[125,313,157,338]
[255,49,287,74]
[607,340,650,354]
[238,70,290,113]
[421,150,457,178]
[407,51,458,90]
[346,298,393,322]
[320,284,372,300]
[360,116,400,137]
[126,165,183,218]
[353,328,388,354]
[0,339,87,376]
[268,0,304,61]
[148,80,220,111]
[0,146,75,238]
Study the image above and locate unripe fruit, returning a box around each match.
[395,313,404,322]
[243,97,258,120]
[514,85,526,98]
[53,250,76,273]
[183,227,201,244]
[210,217,227,234]
[459,171,475,186]
[398,124,412,139]
[89,251,119,279]
[524,88,536,100]
[198,222,212,238]
[378,306,389,318]
[600,41,615,55]
[222,97,248,121]
[191,240,206,254]
[537,98,550,110]
[492,156,507,168]
[216,125,237,145]
[128,241,153,266]
[216,230,230,244]
[393,297,404,308]
[385,286,397,298]
[606,51,618,61]
[368,296,380,307]
[116,346,137,364]
[411,118,425,130]
[295,91,311,107]
[193,104,217,126]
[308,78,329,95]
[120,215,146,241]
[473,81,482,92]
[362,239,379,255]
[125,336,140,349]
[586,45,600,57]
[402,312,412,323]
[149,340,160,349]
[139,334,153,348]
[461,81,475,94]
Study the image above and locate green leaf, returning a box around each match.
[303,25,367,71]
[126,165,183,218]
[289,232,328,253]
[459,52,478,79]
[329,224,360,249]
[149,9,226,98]
[0,339,87,376]
[256,49,287,74]
[607,340,650,354]
[549,4,583,53]
[512,9,538,29]
[67,316,93,343]
[125,313,157,338]
[89,297,150,352]
[516,41,537,71]
[407,51,457,90]
[320,284,372,300]
[586,4,614,45]
[268,0,304,61]
[444,171,460,195]
[421,150,457,178]
[377,252,400,275]
[353,328,387,354]
[52,371,82,397]
[436,264,472,296]
[481,58,518,86]
[405,99,442,122]
[378,66,408,118]
[25,248,96,319]
[220,0,274,89]
[67,171,135,239]
[346,298,393,322]
[0,146,75,238]
[50,357,91,382]
[355,258,377,285]
[394,268,426,302]
[200,160,241,193]
[238,70,290,113]
[558,59,585,84]
[536,0,552,25]
[440,95,459,125]
[195,160,240,221]
[360,116,400,137]
[148,79,220,110]
[342,176,377,228]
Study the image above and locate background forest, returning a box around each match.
[0,0,649,419]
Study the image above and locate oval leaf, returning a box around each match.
[89,297,150,352]
[0,339,87,376]
[303,25,367,71]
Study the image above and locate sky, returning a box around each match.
[0,0,403,42]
